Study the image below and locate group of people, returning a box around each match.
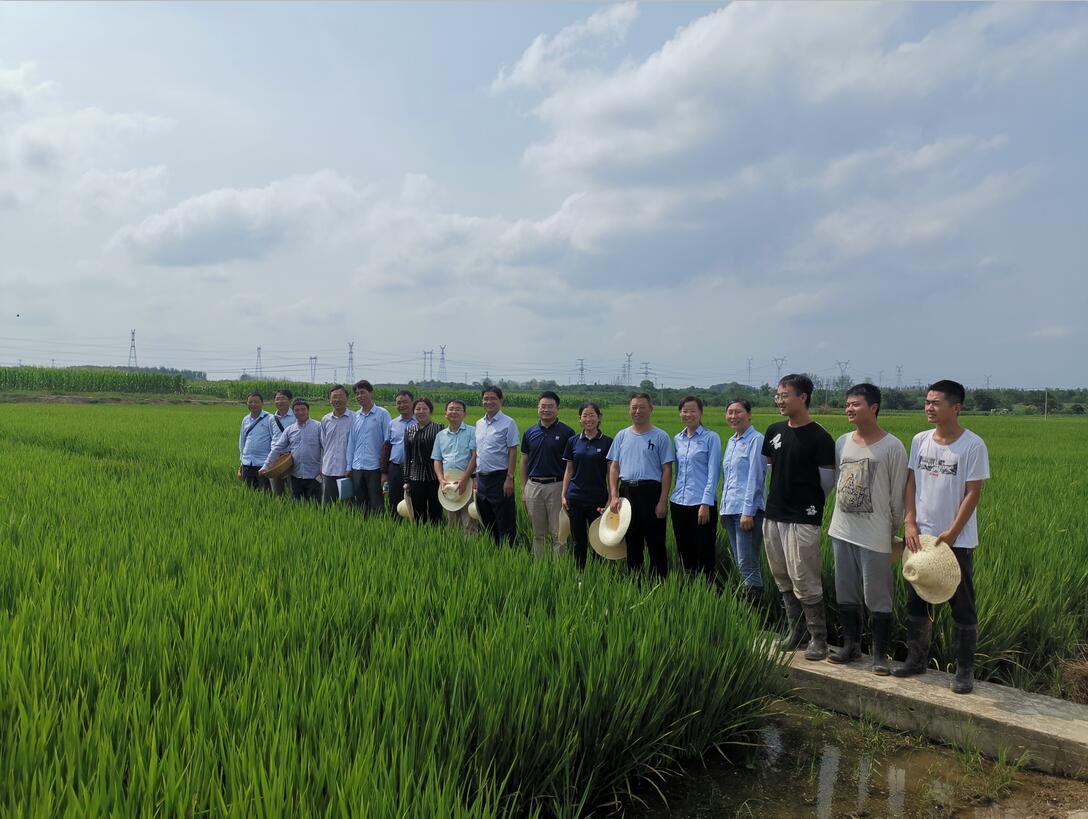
[238,375,989,695]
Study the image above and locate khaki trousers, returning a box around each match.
[523,480,565,556]
[763,520,824,604]
[446,506,478,535]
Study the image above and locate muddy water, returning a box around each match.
[622,700,1088,818]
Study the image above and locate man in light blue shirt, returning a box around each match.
[320,384,354,505]
[261,399,323,501]
[385,390,417,520]
[345,379,392,516]
[239,391,273,492]
[607,392,675,576]
[431,399,477,533]
[474,386,520,546]
[267,388,296,497]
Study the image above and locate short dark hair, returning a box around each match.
[727,397,752,413]
[291,399,310,410]
[481,386,503,400]
[352,379,373,393]
[846,383,882,416]
[329,384,348,397]
[247,391,264,401]
[578,401,602,419]
[395,390,414,401]
[629,391,653,407]
[446,399,467,412]
[413,397,433,412]
[928,379,966,406]
[274,388,293,400]
[778,374,813,408]
[538,390,560,406]
[678,395,703,412]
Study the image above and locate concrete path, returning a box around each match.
[783,650,1088,780]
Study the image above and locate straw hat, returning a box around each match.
[589,516,627,560]
[557,509,571,544]
[902,534,962,604]
[396,494,415,521]
[467,497,480,521]
[264,453,294,479]
[438,468,473,511]
[891,535,905,564]
[598,499,631,547]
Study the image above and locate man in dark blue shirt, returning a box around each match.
[521,390,575,556]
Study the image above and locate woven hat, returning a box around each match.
[557,509,570,544]
[264,453,294,479]
[902,534,962,604]
[598,498,631,547]
[396,495,414,521]
[438,467,473,511]
[589,516,627,560]
[467,497,480,521]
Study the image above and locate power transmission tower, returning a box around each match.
[426,350,434,381]
[577,358,585,385]
[640,362,651,385]
[334,368,338,384]
[985,374,991,389]
[747,357,753,387]
[309,356,317,383]
[422,350,428,382]
[438,345,447,382]
[836,360,850,385]
[624,352,633,386]
[127,330,138,369]
[773,356,786,382]
[896,365,903,389]
[878,370,883,387]
[347,342,355,383]
[255,346,263,379]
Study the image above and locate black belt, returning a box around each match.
[622,479,661,488]
[478,470,507,478]
[528,476,561,484]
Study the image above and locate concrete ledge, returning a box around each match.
[783,649,1088,780]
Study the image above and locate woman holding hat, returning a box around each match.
[561,402,613,571]
[669,396,722,582]
[403,398,444,525]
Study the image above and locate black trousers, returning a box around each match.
[241,465,269,492]
[906,545,977,627]
[407,481,443,525]
[567,500,603,571]
[322,474,347,505]
[620,481,668,577]
[387,463,405,519]
[477,470,517,546]
[670,502,717,581]
[291,477,321,502]
[351,469,383,515]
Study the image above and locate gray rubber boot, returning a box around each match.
[777,592,808,651]
[870,612,893,676]
[828,603,862,664]
[891,615,932,677]
[951,624,977,694]
[802,601,828,661]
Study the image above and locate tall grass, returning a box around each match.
[0,404,782,816]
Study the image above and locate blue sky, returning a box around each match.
[1,2,1085,388]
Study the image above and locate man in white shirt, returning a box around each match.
[893,379,990,694]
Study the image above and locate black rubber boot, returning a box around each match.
[891,615,932,678]
[951,624,977,694]
[802,601,828,661]
[870,612,893,676]
[828,603,862,665]
[777,592,808,651]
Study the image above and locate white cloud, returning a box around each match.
[491,2,638,92]
[0,62,54,113]
[9,107,173,172]
[1029,326,1076,340]
[74,165,167,213]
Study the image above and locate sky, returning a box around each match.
[1,2,1086,389]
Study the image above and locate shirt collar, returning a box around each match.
[485,411,506,425]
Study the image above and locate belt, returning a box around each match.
[478,470,507,478]
[528,476,561,484]
[622,479,661,488]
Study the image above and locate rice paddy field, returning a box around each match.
[0,399,1085,816]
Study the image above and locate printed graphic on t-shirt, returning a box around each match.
[837,458,873,513]
[918,454,958,476]
[770,433,783,450]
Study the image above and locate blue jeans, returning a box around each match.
[721,512,764,589]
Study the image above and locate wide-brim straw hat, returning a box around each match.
[264,453,294,479]
[589,517,627,560]
[396,495,414,521]
[438,468,473,511]
[467,497,480,521]
[557,509,570,544]
[902,534,962,604]
[598,499,631,547]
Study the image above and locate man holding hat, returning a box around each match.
[521,390,575,557]
[894,379,990,694]
[261,399,323,501]
[432,399,477,533]
[475,387,520,546]
[607,392,675,577]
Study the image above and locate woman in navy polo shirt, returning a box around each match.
[561,402,613,571]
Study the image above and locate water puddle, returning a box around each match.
[620,699,1088,818]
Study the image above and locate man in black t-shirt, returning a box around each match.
[762,374,836,660]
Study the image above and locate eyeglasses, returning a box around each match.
[774,393,794,401]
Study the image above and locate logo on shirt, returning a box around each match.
[647,440,655,450]
[805,505,817,517]
[918,455,958,476]
[770,433,783,450]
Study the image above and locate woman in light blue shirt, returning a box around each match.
[719,398,767,607]
[669,396,722,582]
